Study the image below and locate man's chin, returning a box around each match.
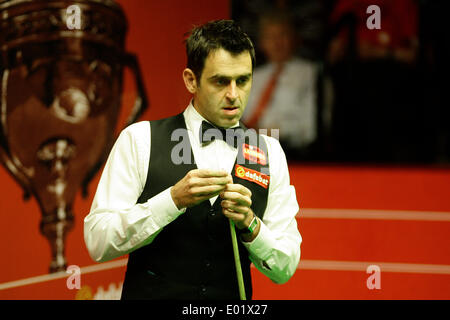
[216,117,240,128]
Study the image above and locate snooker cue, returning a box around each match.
[229,219,246,300]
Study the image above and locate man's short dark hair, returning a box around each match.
[185,19,256,81]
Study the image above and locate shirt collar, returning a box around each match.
[183,100,205,142]
[183,100,240,139]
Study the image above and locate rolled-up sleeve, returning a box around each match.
[83,122,185,262]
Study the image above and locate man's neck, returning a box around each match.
[190,100,239,129]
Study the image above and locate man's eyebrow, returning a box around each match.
[237,73,252,79]
[208,73,252,81]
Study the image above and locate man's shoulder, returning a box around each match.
[148,112,186,125]
[120,120,150,140]
[124,120,149,131]
[253,63,275,77]
[258,133,284,155]
[289,57,319,71]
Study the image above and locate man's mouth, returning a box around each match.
[222,106,240,116]
[223,106,238,111]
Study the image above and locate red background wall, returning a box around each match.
[0,0,231,299]
[1,0,449,300]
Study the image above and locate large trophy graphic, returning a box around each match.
[0,0,148,272]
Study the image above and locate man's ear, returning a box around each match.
[182,68,197,94]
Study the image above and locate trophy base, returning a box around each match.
[40,213,74,274]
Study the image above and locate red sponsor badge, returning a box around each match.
[235,164,270,189]
[242,143,267,165]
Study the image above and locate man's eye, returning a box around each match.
[237,78,248,86]
[216,79,228,85]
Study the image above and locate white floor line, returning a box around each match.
[1,207,449,291]
[2,258,450,291]
[298,208,450,221]
[0,259,128,291]
[298,259,450,275]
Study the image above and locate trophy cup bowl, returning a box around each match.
[0,0,148,272]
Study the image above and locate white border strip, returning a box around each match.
[298,208,450,222]
[0,259,128,291]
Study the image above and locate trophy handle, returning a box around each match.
[123,53,149,126]
[0,133,33,201]
[81,53,149,197]
[0,69,33,200]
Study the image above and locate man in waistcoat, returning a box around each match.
[84,20,302,300]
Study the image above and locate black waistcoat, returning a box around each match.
[121,113,270,300]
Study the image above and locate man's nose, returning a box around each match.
[225,81,238,101]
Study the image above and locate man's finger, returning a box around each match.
[203,176,233,186]
[188,176,232,188]
[194,169,229,178]
[192,184,227,197]
[222,208,246,222]
[221,200,251,215]
[220,191,252,207]
[224,183,252,197]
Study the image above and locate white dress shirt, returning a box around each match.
[84,102,302,284]
[243,57,318,148]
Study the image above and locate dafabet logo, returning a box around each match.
[235,164,270,189]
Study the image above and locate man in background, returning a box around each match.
[243,10,319,160]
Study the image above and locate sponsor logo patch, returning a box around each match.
[235,164,270,189]
[242,143,267,165]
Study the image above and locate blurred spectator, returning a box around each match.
[420,0,450,163]
[328,0,419,65]
[324,0,430,163]
[242,9,320,160]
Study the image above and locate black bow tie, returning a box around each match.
[199,121,244,148]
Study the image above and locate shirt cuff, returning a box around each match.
[240,219,276,262]
[146,187,186,228]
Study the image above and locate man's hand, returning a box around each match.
[220,184,254,230]
[220,184,260,241]
[171,169,232,209]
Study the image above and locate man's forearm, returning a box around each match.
[242,219,301,284]
[84,187,184,262]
